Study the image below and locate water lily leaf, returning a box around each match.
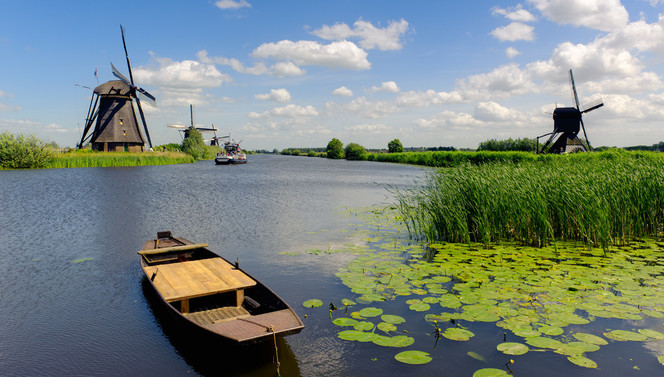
[357,294,386,303]
[358,307,383,317]
[389,335,415,347]
[354,321,375,331]
[638,329,664,340]
[381,314,406,324]
[472,368,510,377]
[525,336,564,349]
[337,330,377,342]
[394,350,432,365]
[604,330,648,341]
[497,342,529,355]
[555,342,599,356]
[341,298,356,306]
[377,322,397,333]
[573,333,608,345]
[443,327,475,341]
[539,325,564,336]
[303,299,323,308]
[467,351,485,361]
[567,355,598,368]
[658,355,664,366]
[409,302,430,312]
[513,328,541,338]
[332,318,359,327]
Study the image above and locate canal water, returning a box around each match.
[0,154,426,376]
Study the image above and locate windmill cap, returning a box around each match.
[94,80,132,96]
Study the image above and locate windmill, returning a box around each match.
[536,69,603,154]
[78,25,155,152]
[168,104,220,145]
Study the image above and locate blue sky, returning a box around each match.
[1,0,664,150]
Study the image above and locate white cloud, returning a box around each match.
[492,6,537,22]
[474,101,523,122]
[197,50,304,77]
[252,40,371,70]
[249,104,318,119]
[506,47,521,58]
[134,57,227,89]
[396,89,463,107]
[332,86,353,97]
[312,19,409,51]
[254,88,292,103]
[44,123,69,133]
[344,96,399,118]
[215,0,250,10]
[369,81,400,93]
[528,0,628,31]
[490,22,535,42]
[414,110,484,131]
[344,123,392,134]
[456,63,538,100]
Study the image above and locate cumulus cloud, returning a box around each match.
[344,96,399,118]
[312,19,409,51]
[254,88,292,103]
[474,101,523,122]
[248,104,318,119]
[344,123,392,134]
[528,0,628,31]
[490,22,535,42]
[369,81,400,93]
[457,63,538,100]
[396,89,464,107]
[332,86,353,97]
[506,47,521,58]
[492,6,537,22]
[134,57,227,89]
[252,40,371,70]
[215,0,250,9]
[414,110,484,131]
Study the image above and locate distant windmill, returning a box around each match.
[78,25,155,152]
[168,104,220,145]
[537,69,603,154]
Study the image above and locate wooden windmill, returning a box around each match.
[167,104,220,145]
[78,25,155,152]
[537,69,603,154]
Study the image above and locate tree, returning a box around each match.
[344,142,366,160]
[326,138,344,159]
[0,132,55,169]
[181,128,206,160]
[388,139,403,153]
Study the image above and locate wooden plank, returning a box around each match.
[138,243,208,255]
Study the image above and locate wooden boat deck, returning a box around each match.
[209,309,304,342]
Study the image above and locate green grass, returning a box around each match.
[394,150,664,250]
[44,150,195,168]
[366,150,545,167]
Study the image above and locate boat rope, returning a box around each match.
[237,317,272,331]
[271,325,281,377]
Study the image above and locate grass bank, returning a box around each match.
[394,150,664,250]
[367,150,544,167]
[44,150,195,168]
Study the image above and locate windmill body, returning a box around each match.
[537,69,603,154]
[168,104,219,145]
[78,25,155,152]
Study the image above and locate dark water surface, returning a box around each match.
[0,155,426,376]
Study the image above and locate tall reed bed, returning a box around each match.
[44,151,195,168]
[394,150,664,250]
[367,150,541,167]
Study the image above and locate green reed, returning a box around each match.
[394,150,664,250]
[44,151,195,168]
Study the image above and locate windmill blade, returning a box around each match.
[569,69,581,110]
[136,87,156,104]
[75,83,93,90]
[120,25,135,85]
[111,62,132,86]
[135,96,153,149]
[581,98,604,113]
[167,124,188,129]
[579,117,592,152]
[194,127,218,132]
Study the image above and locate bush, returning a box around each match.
[344,142,367,160]
[326,138,344,159]
[388,139,403,153]
[0,132,55,169]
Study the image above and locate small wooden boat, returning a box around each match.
[139,231,304,343]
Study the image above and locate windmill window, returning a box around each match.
[123,130,127,136]
[120,119,124,125]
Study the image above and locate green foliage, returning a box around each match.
[44,150,194,168]
[344,142,367,160]
[307,149,317,157]
[155,143,182,152]
[327,138,344,159]
[368,150,538,167]
[395,150,664,250]
[0,132,56,169]
[477,137,537,152]
[388,138,403,153]
[181,128,206,160]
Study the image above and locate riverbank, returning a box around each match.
[43,150,195,169]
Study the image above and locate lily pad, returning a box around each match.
[394,350,432,365]
[572,332,608,345]
[638,329,664,340]
[567,355,598,368]
[525,336,564,349]
[303,299,323,308]
[337,330,377,342]
[373,334,414,347]
[341,298,356,306]
[604,329,648,341]
[377,322,397,333]
[354,321,375,331]
[332,318,359,327]
[358,307,383,317]
[442,327,475,341]
[381,314,406,324]
[409,302,431,312]
[497,342,529,355]
[472,368,510,377]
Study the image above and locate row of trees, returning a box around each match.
[326,138,404,160]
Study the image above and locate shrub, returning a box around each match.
[181,129,206,160]
[344,142,367,160]
[0,132,55,169]
[327,138,344,159]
